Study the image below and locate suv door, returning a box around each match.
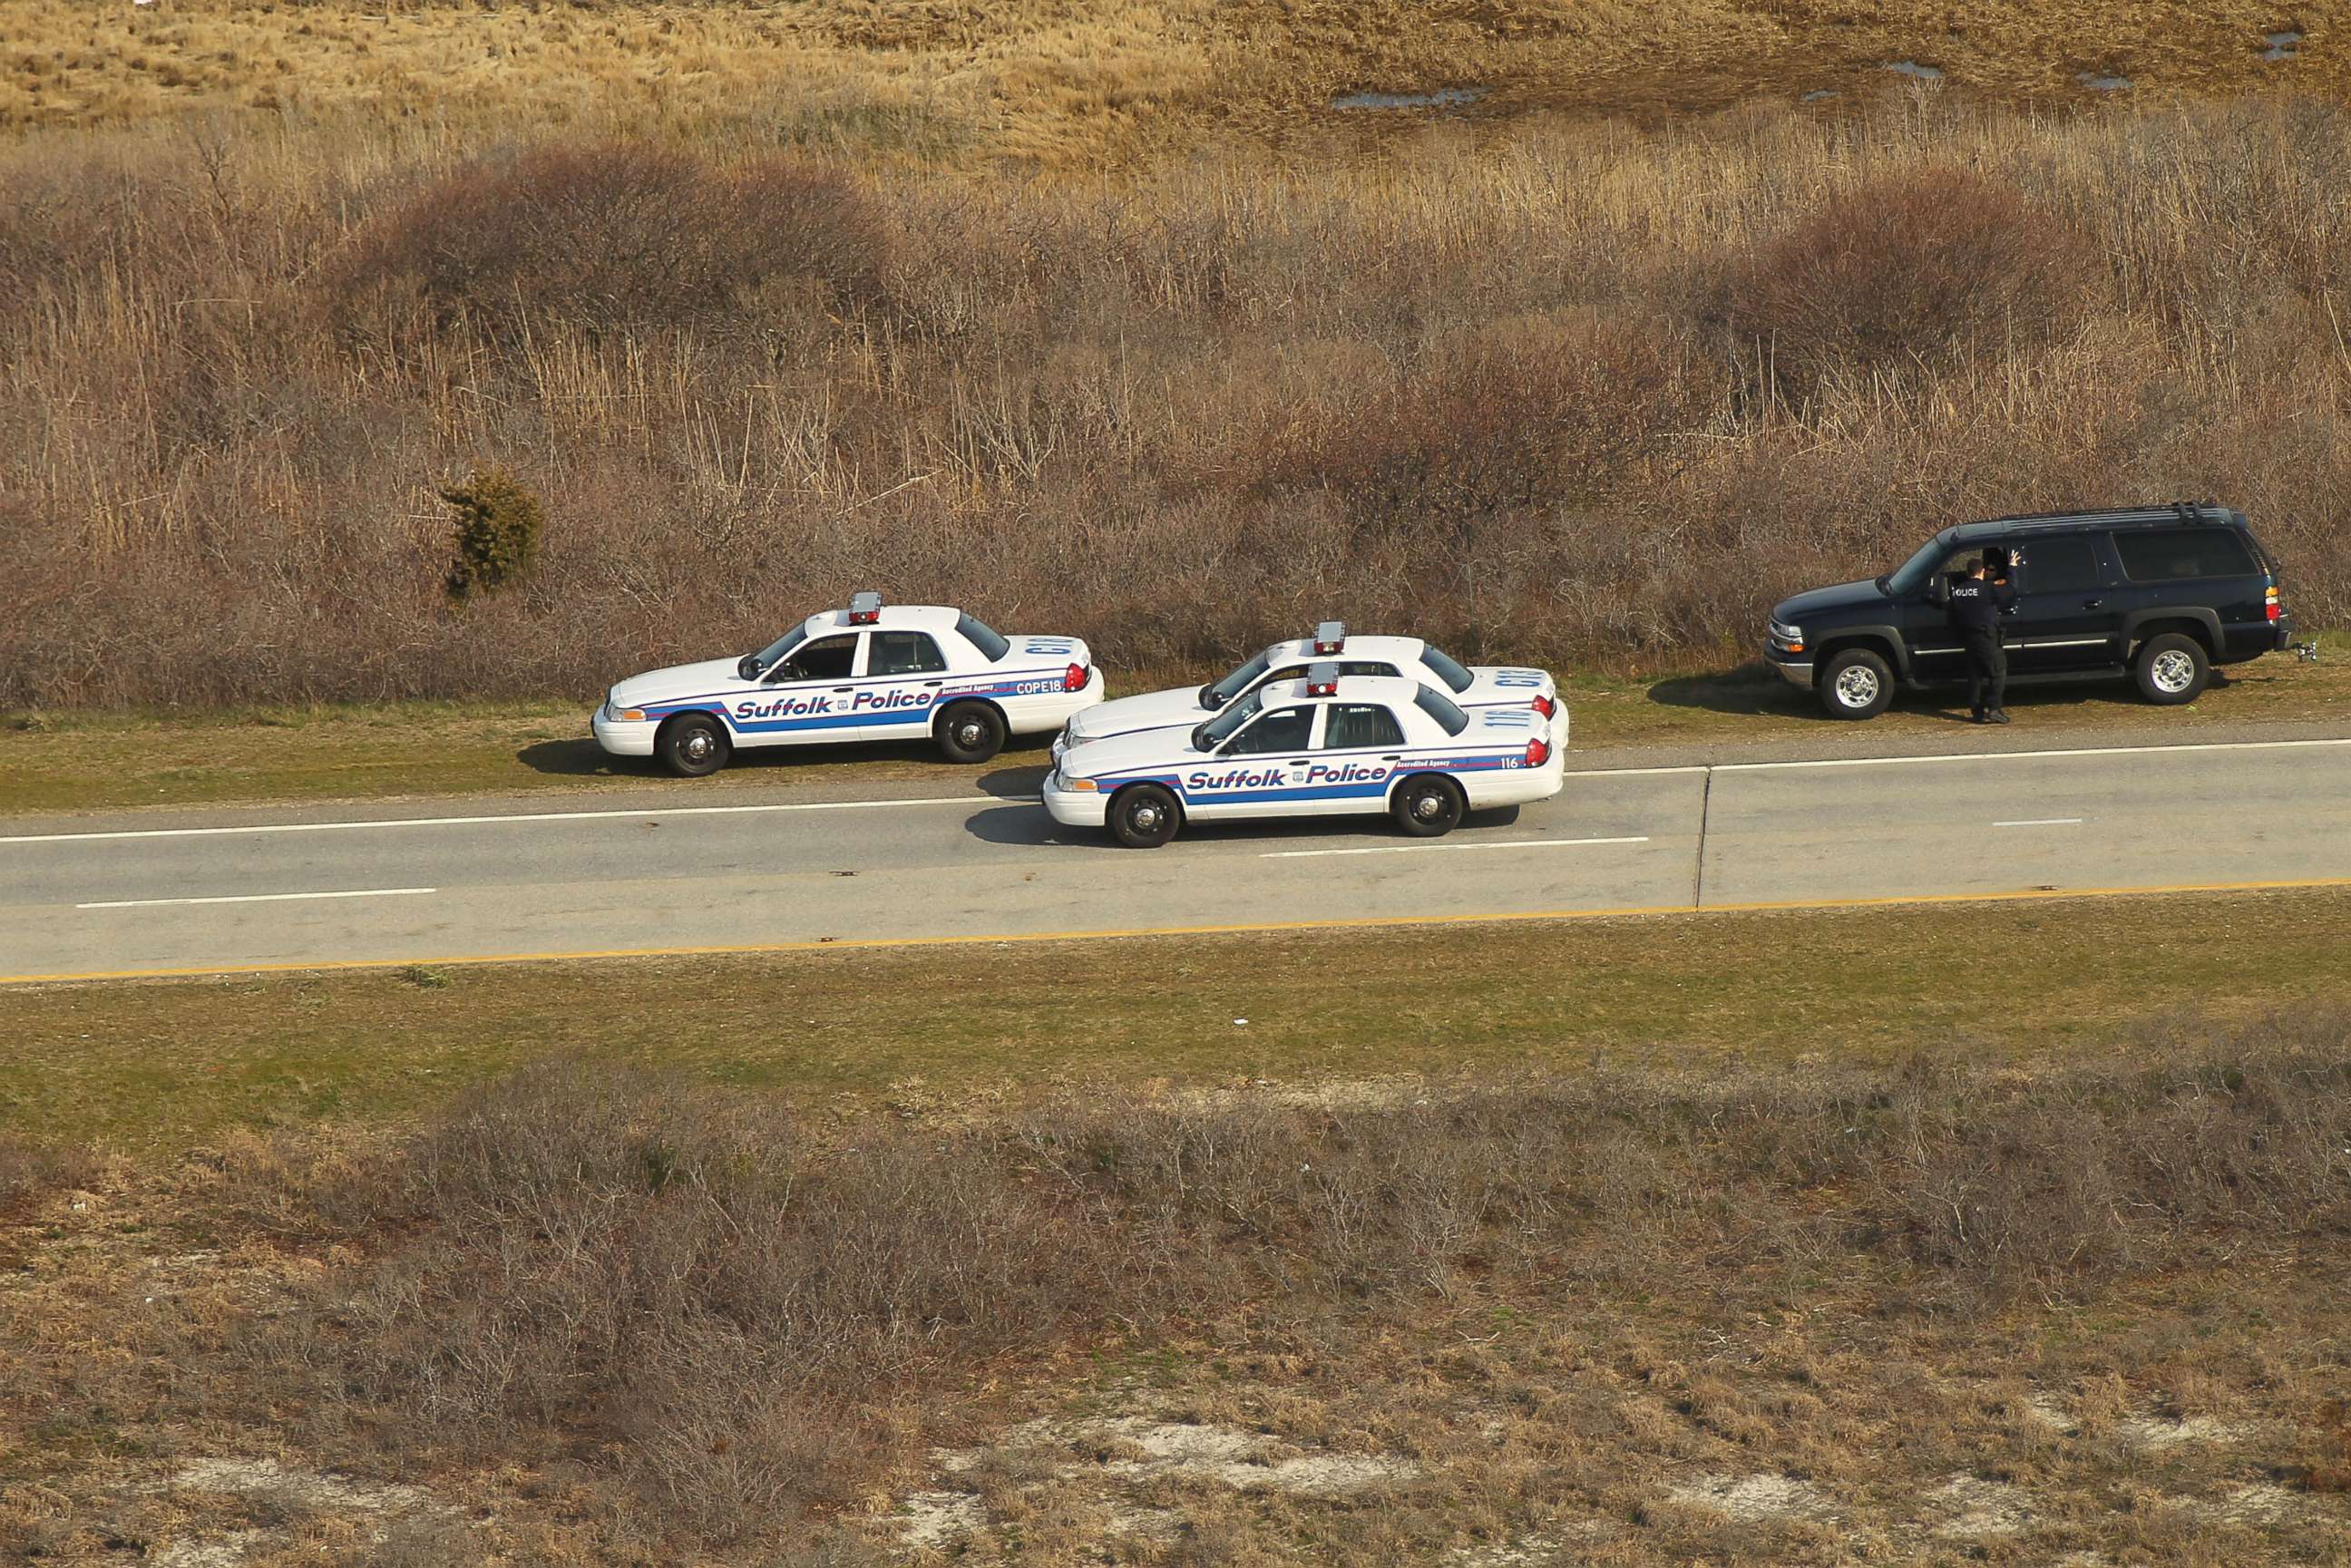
[2005,532,2123,674]
[2108,525,2269,662]
[1895,542,1992,686]
[858,628,951,741]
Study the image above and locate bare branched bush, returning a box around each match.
[1722,165,2104,396]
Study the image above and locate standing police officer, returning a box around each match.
[1947,547,2017,724]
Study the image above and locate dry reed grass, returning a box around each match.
[2,92,2349,706]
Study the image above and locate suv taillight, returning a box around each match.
[1524,737,1550,768]
[1063,662,1089,693]
[2266,583,2281,623]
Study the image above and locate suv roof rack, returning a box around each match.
[1962,502,2231,535]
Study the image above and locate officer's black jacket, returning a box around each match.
[1946,576,2016,632]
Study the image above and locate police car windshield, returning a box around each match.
[1197,688,1265,748]
[1887,535,1954,597]
[1418,647,1475,694]
[955,613,1010,662]
[1209,650,1273,703]
[1412,686,1470,736]
[742,624,810,678]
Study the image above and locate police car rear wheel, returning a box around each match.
[2133,633,2209,706]
[936,701,1007,764]
[1819,649,1894,719]
[1110,784,1181,848]
[657,713,730,778]
[1392,775,1464,838]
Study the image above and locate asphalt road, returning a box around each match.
[5,735,2348,982]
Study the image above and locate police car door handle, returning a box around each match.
[1289,758,1311,766]
[922,680,942,687]
[1380,755,1401,762]
[831,686,854,693]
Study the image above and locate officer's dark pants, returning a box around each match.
[1962,630,2006,715]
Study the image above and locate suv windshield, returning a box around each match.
[1418,647,1475,694]
[954,613,1010,662]
[1412,687,1469,736]
[742,623,810,678]
[1209,649,1273,704]
[1886,534,1956,597]
[1198,687,1266,748]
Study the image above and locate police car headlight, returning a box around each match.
[605,698,647,723]
[1058,773,1099,792]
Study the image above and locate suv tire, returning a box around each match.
[1819,648,1895,720]
[2133,632,2210,706]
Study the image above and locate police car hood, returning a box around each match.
[1062,686,1212,745]
[608,657,746,707]
[1053,725,1205,780]
[1772,579,1888,622]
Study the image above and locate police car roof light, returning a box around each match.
[1305,660,1341,696]
[847,590,883,625]
[1312,619,1346,655]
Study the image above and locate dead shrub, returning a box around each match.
[0,1133,95,1222]
[1723,165,2103,395]
[335,143,886,338]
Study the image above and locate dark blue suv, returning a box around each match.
[1763,503,2297,718]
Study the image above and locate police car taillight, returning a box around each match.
[1312,619,1346,656]
[1063,662,1088,692]
[1524,737,1550,768]
[1530,694,1556,719]
[2266,583,2282,623]
[847,590,883,625]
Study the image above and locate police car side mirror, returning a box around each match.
[1197,684,1224,710]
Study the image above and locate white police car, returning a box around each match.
[1051,622,1558,763]
[593,593,1106,776]
[1043,663,1567,847]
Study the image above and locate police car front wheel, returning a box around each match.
[935,701,1008,764]
[657,713,731,778]
[1391,775,1465,838]
[1110,784,1182,848]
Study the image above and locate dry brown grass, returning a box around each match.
[4,1018,2348,1563]
[4,93,2349,707]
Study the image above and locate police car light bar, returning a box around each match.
[1305,660,1341,697]
[847,591,883,625]
[1312,620,1346,656]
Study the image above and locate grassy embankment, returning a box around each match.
[4,633,2346,815]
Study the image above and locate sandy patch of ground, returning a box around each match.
[167,1456,448,1516]
[1924,1474,2034,1537]
[1665,1471,1833,1522]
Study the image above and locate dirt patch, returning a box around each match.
[1665,1471,1833,1521]
[166,1456,449,1516]
[2115,1414,2249,1450]
[893,1490,987,1551]
[1926,1474,2034,1537]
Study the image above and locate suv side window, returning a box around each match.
[2112,528,2258,582]
[2018,535,2102,593]
[1323,703,1405,750]
[1224,706,1314,755]
[868,630,947,676]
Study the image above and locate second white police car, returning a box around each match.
[1043,663,1568,847]
[592,593,1105,776]
[1052,622,1559,763]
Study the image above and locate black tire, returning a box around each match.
[1109,783,1181,848]
[2133,632,2210,706]
[1819,648,1895,719]
[935,701,1007,764]
[657,713,730,778]
[1391,774,1465,838]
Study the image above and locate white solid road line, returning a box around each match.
[1262,835,1650,860]
[77,887,439,911]
[5,735,2346,848]
[1995,817,2085,827]
[3,795,1005,846]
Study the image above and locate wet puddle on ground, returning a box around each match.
[1881,60,1944,82]
[1332,87,1484,110]
[2263,31,2302,62]
[2077,72,2132,91]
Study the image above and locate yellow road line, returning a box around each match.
[10,875,2351,987]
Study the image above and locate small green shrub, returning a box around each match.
[440,464,543,603]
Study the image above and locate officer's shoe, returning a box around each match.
[1988,709,2012,724]
[1970,709,1988,724]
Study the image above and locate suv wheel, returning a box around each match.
[2133,633,2210,706]
[1819,649,1894,719]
